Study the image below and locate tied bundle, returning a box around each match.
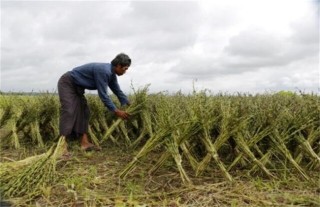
[0,136,66,199]
[101,86,148,143]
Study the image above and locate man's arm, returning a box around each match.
[108,74,130,106]
[94,70,130,119]
[93,70,117,111]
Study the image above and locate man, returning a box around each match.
[58,53,131,153]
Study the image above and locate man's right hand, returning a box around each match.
[114,109,130,120]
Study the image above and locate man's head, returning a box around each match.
[111,53,131,76]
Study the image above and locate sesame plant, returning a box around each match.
[0,89,319,206]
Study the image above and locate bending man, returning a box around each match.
[57,53,131,152]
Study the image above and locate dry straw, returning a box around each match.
[0,136,66,199]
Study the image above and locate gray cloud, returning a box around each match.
[225,29,280,58]
[1,1,318,94]
[127,1,201,55]
[173,16,318,88]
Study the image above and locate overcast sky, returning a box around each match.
[1,0,319,94]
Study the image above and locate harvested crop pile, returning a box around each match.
[0,137,66,199]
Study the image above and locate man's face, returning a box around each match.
[115,65,129,76]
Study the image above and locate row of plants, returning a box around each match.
[0,88,319,199]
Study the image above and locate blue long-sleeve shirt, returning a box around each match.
[70,63,129,111]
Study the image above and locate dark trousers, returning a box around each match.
[57,72,90,137]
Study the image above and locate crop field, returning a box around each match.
[0,88,319,206]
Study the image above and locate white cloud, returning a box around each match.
[1,0,318,94]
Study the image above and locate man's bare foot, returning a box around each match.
[80,133,101,151]
[81,143,101,152]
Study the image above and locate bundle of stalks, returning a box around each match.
[101,103,146,142]
[21,99,44,147]
[200,129,233,181]
[228,123,272,164]
[101,87,148,143]
[129,110,154,149]
[0,136,66,199]
[166,136,192,184]
[194,104,235,181]
[234,132,275,178]
[120,128,172,178]
[0,102,23,148]
[270,130,310,180]
[36,94,60,142]
[295,127,320,169]
[228,119,275,178]
[295,131,320,164]
[149,121,202,177]
[180,142,199,171]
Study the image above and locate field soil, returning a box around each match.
[1,141,319,207]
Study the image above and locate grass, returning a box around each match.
[1,142,319,207]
